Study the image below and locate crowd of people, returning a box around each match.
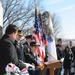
[55,38,75,75]
[0,24,45,75]
[0,24,75,75]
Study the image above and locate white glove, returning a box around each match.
[60,58,64,62]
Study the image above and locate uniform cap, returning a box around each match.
[18,30,23,36]
[25,35,32,39]
[30,41,40,46]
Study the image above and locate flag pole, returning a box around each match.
[47,51,57,60]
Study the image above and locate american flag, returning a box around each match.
[32,8,44,61]
[21,68,29,75]
[39,13,47,45]
[5,63,20,73]
[39,13,47,58]
[5,63,29,75]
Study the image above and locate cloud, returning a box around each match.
[55,5,75,12]
[43,0,63,5]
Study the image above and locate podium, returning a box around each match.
[44,60,61,75]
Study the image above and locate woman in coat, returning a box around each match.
[63,45,74,75]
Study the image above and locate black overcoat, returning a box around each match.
[0,34,26,75]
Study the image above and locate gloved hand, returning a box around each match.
[5,63,20,73]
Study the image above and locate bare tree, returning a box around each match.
[1,0,42,33]
[52,13,62,38]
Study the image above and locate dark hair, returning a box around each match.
[5,24,18,34]
[64,45,70,51]
[57,38,62,42]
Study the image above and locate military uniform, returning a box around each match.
[25,41,41,75]
[25,51,41,75]
[25,51,38,66]
[23,42,30,54]
[14,30,25,62]
[23,35,32,61]
[14,40,25,62]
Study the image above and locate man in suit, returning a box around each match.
[56,38,64,60]
[0,24,27,75]
[55,38,64,75]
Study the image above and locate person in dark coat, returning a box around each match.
[56,38,64,60]
[70,46,75,75]
[14,30,25,62]
[23,35,32,61]
[0,24,27,75]
[63,45,74,75]
[55,38,64,75]
[23,35,32,53]
[25,41,43,75]
[71,46,75,59]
